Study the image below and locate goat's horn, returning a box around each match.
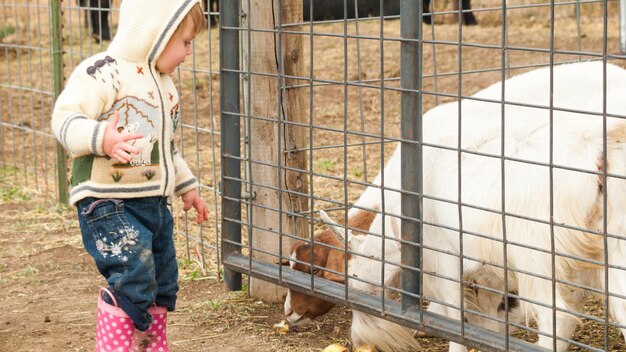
[319,210,348,245]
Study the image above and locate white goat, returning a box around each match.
[334,61,626,351]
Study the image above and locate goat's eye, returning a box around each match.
[312,268,320,275]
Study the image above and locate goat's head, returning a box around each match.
[282,209,376,325]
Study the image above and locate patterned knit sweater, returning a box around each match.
[52,0,201,205]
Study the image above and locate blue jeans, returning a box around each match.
[77,196,178,331]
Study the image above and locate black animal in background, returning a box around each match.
[79,0,112,43]
[205,0,219,27]
[204,0,476,27]
[79,0,218,43]
[423,0,476,25]
[302,0,477,26]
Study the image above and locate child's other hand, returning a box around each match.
[181,189,209,224]
[103,111,143,163]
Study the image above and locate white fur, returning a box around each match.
[345,61,626,351]
[283,252,311,325]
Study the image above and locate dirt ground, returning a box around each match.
[0,178,346,352]
[2,178,626,352]
[0,176,454,352]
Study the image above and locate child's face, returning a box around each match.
[156,25,195,74]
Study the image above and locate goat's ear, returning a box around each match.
[279,259,290,266]
[322,249,347,283]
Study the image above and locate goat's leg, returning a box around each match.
[534,303,578,351]
[349,259,421,351]
[423,258,469,352]
[519,276,578,351]
[608,267,626,344]
[605,237,626,343]
[603,145,626,343]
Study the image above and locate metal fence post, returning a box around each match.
[220,0,243,291]
[51,0,69,204]
[400,0,422,310]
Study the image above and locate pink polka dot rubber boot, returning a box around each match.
[130,306,170,352]
[95,288,135,352]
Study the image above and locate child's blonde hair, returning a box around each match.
[174,3,207,37]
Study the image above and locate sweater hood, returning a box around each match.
[108,0,201,65]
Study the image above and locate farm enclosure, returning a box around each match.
[3,0,626,351]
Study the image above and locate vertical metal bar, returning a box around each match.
[0,0,12,178]
[342,0,350,302]
[307,0,316,295]
[220,0,242,291]
[209,0,221,282]
[51,0,69,204]
[575,0,582,56]
[243,0,252,293]
[378,0,387,312]
[619,0,626,54]
[190,43,207,269]
[353,0,369,184]
[429,19,439,106]
[300,0,317,295]
[15,2,25,186]
[1,1,5,175]
[500,0,511,349]
[175,68,193,263]
[276,0,284,287]
[26,3,38,190]
[549,0,557,348]
[36,2,49,194]
[602,0,610,350]
[455,0,465,338]
[400,0,422,311]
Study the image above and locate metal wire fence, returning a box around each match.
[3,0,626,351]
[1,0,223,274]
[220,0,626,351]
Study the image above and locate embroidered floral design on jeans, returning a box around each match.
[95,226,139,259]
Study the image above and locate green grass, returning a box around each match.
[0,185,31,202]
[0,25,16,40]
[13,265,39,279]
[351,167,363,178]
[178,257,209,282]
[314,158,336,172]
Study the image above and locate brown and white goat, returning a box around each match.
[283,208,376,324]
[285,61,626,351]
[284,208,521,351]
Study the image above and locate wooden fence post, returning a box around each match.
[246,0,309,301]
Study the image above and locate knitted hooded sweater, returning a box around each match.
[52,0,201,206]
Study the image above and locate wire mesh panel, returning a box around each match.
[1,0,60,198]
[220,0,626,351]
[1,0,223,276]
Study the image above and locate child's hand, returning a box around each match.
[103,111,143,163]
[181,189,209,224]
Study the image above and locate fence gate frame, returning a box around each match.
[218,0,549,351]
